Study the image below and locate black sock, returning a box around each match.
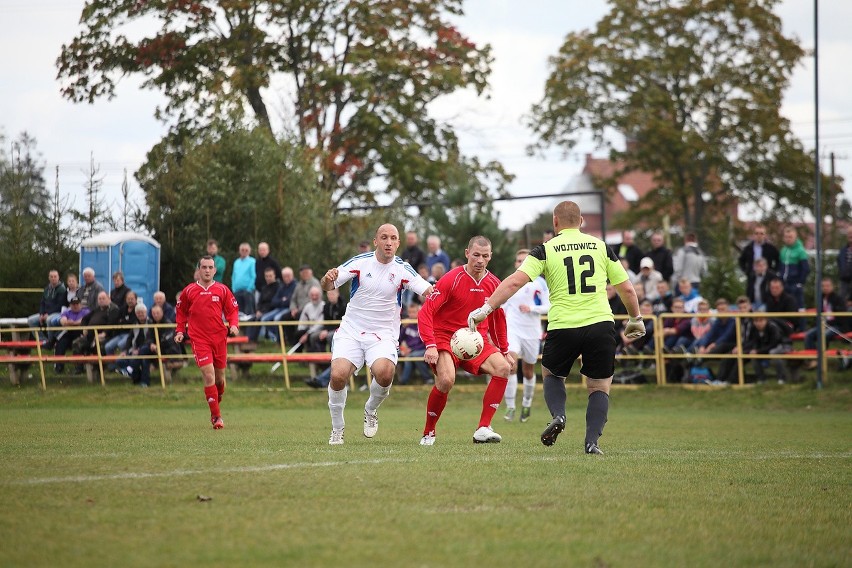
[585,391,609,446]
[543,374,566,419]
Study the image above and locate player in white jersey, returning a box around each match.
[501,249,550,423]
[320,224,433,445]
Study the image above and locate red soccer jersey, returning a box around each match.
[175,281,240,344]
[418,266,508,352]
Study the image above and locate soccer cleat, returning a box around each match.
[540,415,565,447]
[504,408,515,421]
[329,428,345,445]
[363,409,379,438]
[211,416,224,430]
[520,406,531,423]
[472,426,502,444]
[420,431,436,446]
[585,442,604,455]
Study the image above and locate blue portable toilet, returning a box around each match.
[79,231,161,309]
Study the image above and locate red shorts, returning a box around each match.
[192,338,228,369]
[434,335,501,376]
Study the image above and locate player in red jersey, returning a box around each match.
[417,235,513,445]
[175,255,240,429]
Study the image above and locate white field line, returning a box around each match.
[11,451,851,486]
[14,454,560,486]
[17,458,415,485]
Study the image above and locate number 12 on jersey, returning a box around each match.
[564,255,595,294]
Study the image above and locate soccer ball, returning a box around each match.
[450,328,484,361]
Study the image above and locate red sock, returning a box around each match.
[424,386,448,435]
[216,382,225,403]
[479,377,508,427]
[204,385,221,418]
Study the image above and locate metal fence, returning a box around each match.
[1,312,848,390]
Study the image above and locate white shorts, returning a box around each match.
[331,326,399,373]
[508,333,541,365]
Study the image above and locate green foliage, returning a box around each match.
[528,0,820,245]
[137,124,333,298]
[417,156,515,277]
[57,0,506,214]
[703,252,745,305]
[0,132,77,316]
[688,216,744,304]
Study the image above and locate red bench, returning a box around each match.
[227,351,334,388]
[0,331,253,388]
[789,330,852,342]
[0,340,39,349]
[0,340,43,385]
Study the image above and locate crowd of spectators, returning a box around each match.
[19,223,851,386]
[611,224,851,383]
[24,266,183,384]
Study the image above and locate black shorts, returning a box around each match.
[541,321,617,380]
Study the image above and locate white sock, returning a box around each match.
[504,373,518,409]
[365,380,391,414]
[328,385,347,430]
[522,374,536,407]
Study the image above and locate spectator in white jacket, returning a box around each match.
[671,233,708,291]
[632,257,664,301]
[296,286,326,352]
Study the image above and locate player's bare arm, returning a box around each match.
[468,270,530,327]
[320,268,339,291]
[615,279,646,338]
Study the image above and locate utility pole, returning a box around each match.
[813,0,824,389]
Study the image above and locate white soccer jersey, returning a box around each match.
[502,276,550,339]
[332,252,431,340]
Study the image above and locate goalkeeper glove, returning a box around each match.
[624,316,646,339]
[467,303,494,330]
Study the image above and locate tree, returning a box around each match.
[417,156,515,279]
[137,124,332,297]
[0,133,51,316]
[43,166,83,277]
[57,0,510,212]
[527,0,819,243]
[117,168,147,233]
[75,152,115,237]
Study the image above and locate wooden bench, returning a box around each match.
[0,340,192,387]
[0,340,40,385]
[227,351,335,388]
[789,330,852,341]
[0,352,123,385]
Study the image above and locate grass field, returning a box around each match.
[0,380,850,567]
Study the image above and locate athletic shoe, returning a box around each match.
[504,408,515,421]
[585,442,604,455]
[540,415,565,447]
[520,406,531,423]
[472,426,502,443]
[363,409,379,438]
[420,431,436,446]
[329,428,345,445]
[211,416,224,430]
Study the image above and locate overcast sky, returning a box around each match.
[1,0,849,234]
